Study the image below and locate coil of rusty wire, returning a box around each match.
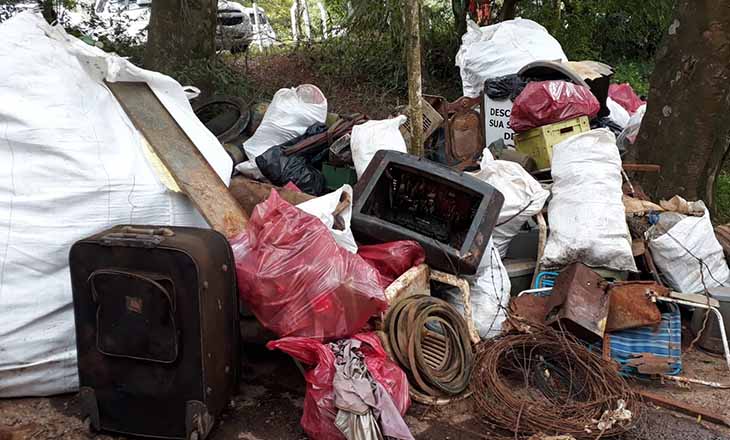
[384,295,473,398]
[472,325,641,439]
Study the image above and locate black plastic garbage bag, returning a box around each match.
[256,146,326,196]
[484,74,527,101]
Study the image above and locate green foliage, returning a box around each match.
[518,0,675,67]
[715,172,730,224]
[302,0,461,95]
[612,59,653,96]
[165,56,254,98]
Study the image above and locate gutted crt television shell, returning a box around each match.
[352,150,504,275]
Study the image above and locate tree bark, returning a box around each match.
[452,0,467,40]
[144,0,217,73]
[500,0,518,21]
[636,0,730,211]
[406,0,424,156]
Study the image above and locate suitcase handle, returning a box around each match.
[100,227,175,248]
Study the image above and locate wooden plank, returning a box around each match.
[622,163,662,173]
[229,176,314,215]
[639,390,730,427]
[107,82,248,238]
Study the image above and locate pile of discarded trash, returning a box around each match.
[2,12,730,440]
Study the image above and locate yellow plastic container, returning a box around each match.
[514,116,591,169]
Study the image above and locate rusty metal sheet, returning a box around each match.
[548,263,610,340]
[626,353,675,375]
[509,289,566,326]
[606,282,665,332]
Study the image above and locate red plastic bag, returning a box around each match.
[509,80,600,132]
[358,241,426,288]
[267,333,411,440]
[608,83,645,114]
[230,190,388,340]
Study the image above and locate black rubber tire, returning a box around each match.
[193,96,251,144]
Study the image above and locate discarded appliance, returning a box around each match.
[351,150,505,275]
[69,225,239,440]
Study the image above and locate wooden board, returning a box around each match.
[229,176,314,215]
[107,81,248,238]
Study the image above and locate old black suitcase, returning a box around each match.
[69,225,239,440]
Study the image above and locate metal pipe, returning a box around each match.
[654,296,730,371]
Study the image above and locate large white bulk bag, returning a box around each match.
[0,13,231,397]
[443,239,511,339]
[649,203,730,293]
[541,129,637,272]
[470,151,549,257]
[455,18,567,98]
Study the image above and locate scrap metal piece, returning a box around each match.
[606,282,666,332]
[626,353,676,375]
[639,390,730,428]
[547,263,609,340]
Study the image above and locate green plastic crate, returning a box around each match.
[322,163,357,191]
[514,116,591,169]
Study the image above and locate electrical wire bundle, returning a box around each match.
[384,295,473,402]
[472,325,641,439]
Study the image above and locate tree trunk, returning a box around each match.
[452,0,467,40]
[636,0,730,212]
[500,0,518,21]
[144,0,217,73]
[406,0,424,156]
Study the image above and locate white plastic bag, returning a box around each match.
[470,151,549,257]
[0,13,219,397]
[351,116,408,178]
[607,97,630,128]
[243,85,328,161]
[296,185,358,253]
[443,240,511,339]
[455,18,567,98]
[541,129,637,272]
[649,203,730,293]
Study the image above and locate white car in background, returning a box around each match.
[216,1,253,53]
[244,5,276,48]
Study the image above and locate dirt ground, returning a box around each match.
[1,341,729,440]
